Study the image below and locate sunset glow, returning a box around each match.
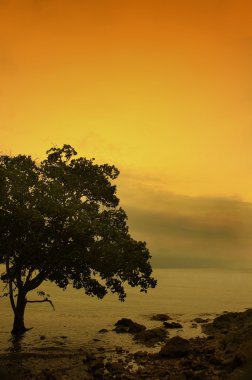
[1,0,252,267]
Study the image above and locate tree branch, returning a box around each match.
[26,298,55,311]
[25,270,46,291]
[25,267,34,286]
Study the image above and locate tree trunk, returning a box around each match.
[11,291,28,335]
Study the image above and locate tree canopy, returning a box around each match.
[0,145,156,334]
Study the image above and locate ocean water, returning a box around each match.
[1,268,252,354]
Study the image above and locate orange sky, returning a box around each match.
[1,0,252,267]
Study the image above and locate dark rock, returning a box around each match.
[134,327,167,345]
[134,351,148,358]
[98,328,108,333]
[40,335,46,340]
[206,335,214,340]
[97,347,105,352]
[212,312,239,329]
[203,347,215,354]
[106,361,125,373]
[83,352,96,363]
[114,318,146,334]
[232,353,247,368]
[190,370,206,380]
[222,357,235,366]
[193,317,210,324]
[128,322,146,334]
[115,318,136,327]
[159,336,191,358]
[209,355,223,365]
[191,361,208,371]
[163,321,183,329]
[93,368,104,378]
[183,369,194,378]
[151,313,171,321]
[41,369,57,380]
[221,329,228,334]
[90,360,104,372]
[116,346,124,353]
[114,326,129,334]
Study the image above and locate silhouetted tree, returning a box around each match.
[0,145,156,335]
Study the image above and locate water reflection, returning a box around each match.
[8,333,25,352]
[1,269,252,354]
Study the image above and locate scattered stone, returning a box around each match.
[134,351,148,358]
[98,328,109,333]
[41,369,57,380]
[116,346,124,353]
[106,361,125,374]
[97,347,105,352]
[93,368,104,378]
[203,346,215,354]
[159,336,191,358]
[134,327,167,345]
[114,326,129,334]
[212,312,239,330]
[4,310,252,380]
[90,360,104,372]
[221,329,228,334]
[206,335,214,340]
[151,313,171,321]
[189,369,206,379]
[209,355,223,365]
[193,317,210,324]
[163,321,183,329]
[183,369,194,378]
[232,353,247,368]
[83,352,96,363]
[203,309,252,336]
[115,318,136,327]
[114,318,146,334]
[128,323,146,334]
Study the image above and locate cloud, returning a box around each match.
[127,206,238,240]
[121,187,252,269]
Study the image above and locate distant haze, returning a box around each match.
[119,183,252,269]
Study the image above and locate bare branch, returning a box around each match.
[25,270,46,291]
[25,267,34,285]
[0,283,10,299]
[26,298,55,311]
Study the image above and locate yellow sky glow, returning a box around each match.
[1,0,252,267]
[1,0,252,199]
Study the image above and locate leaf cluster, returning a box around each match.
[0,145,156,300]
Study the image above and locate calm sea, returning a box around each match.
[1,268,252,354]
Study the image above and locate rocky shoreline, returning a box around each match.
[1,309,252,379]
